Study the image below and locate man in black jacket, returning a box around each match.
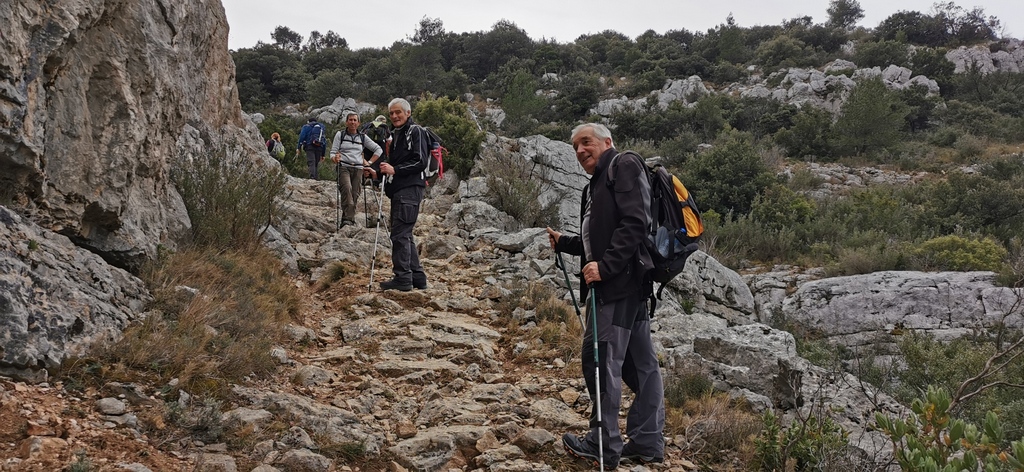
[546,123,665,469]
[378,98,429,291]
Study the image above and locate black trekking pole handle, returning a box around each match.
[555,251,584,328]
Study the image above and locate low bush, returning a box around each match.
[914,234,1008,272]
[876,386,1024,471]
[753,410,850,471]
[477,148,562,229]
[173,152,287,250]
[893,331,1024,441]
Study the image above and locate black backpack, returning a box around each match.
[608,151,704,307]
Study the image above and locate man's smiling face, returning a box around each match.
[572,127,612,175]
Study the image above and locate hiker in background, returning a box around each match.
[296,117,327,179]
[360,115,392,187]
[546,123,665,468]
[378,98,429,292]
[330,112,383,227]
[266,132,284,158]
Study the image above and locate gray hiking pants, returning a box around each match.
[388,185,426,286]
[581,294,665,459]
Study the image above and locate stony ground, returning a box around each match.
[0,212,708,471]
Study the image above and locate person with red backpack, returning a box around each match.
[546,123,665,469]
[378,98,430,292]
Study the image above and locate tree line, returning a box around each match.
[237,0,1024,282]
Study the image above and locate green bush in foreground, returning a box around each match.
[876,386,1024,471]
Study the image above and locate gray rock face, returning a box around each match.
[1,0,268,271]
[665,251,757,324]
[473,133,586,232]
[780,271,1022,348]
[946,43,1024,73]
[0,206,150,380]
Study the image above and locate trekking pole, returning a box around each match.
[368,174,391,292]
[589,286,603,471]
[363,180,370,228]
[336,161,341,231]
[555,252,584,328]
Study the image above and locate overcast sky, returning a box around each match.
[221,0,1021,51]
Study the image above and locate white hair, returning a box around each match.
[388,98,411,112]
[571,123,614,145]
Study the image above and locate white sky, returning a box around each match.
[221,0,1022,51]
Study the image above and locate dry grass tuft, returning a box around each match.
[667,391,761,465]
[498,281,583,364]
[66,247,301,400]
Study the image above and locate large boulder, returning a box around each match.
[780,271,1022,348]
[1,0,270,271]
[0,206,150,382]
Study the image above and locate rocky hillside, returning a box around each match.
[0,0,269,272]
[5,130,1022,470]
[3,1,1023,471]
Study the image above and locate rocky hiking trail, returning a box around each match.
[1,178,700,472]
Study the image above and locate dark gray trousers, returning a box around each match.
[305,148,324,179]
[581,294,665,459]
[388,185,425,285]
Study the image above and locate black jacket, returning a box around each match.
[555,148,653,304]
[384,118,429,198]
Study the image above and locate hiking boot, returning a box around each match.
[413,277,428,290]
[562,433,618,470]
[380,280,413,292]
[621,441,663,464]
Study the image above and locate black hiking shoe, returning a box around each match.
[621,441,663,464]
[380,280,413,292]
[562,433,618,470]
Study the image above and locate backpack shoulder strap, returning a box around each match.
[606,150,644,185]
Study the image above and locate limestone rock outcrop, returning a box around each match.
[0,206,150,381]
[780,271,1022,349]
[1,0,268,271]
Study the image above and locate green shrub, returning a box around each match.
[786,167,826,192]
[173,152,287,250]
[751,185,816,231]
[834,77,909,157]
[67,450,94,472]
[774,106,836,160]
[676,129,774,217]
[914,235,1008,272]
[826,240,913,276]
[753,410,850,471]
[477,149,562,229]
[412,94,487,179]
[953,133,986,161]
[876,386,1024,471]
[893,331,1024,440]
[664,370,714,408]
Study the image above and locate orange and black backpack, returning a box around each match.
[609,151,704,305]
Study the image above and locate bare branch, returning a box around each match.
[956,381,1024,406]
[949,288,1024,412]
